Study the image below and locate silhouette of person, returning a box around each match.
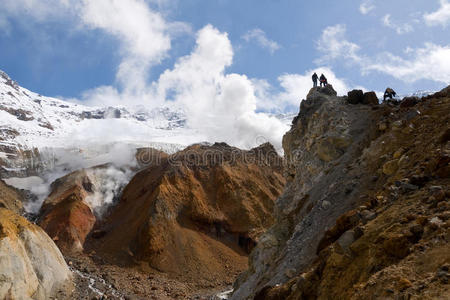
[383,87,397,101]
[312,72,318,88]
[320,74,328,87]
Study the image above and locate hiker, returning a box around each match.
[383,87,397,101]
[320,74,328,87]
[312,72,318,88]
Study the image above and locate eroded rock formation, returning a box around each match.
[86,142,285,287]
[0,208,73,299]
[232,86,450,299]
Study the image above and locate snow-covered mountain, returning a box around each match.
[0,70,296,213]
[0,70,193,150]
[0,70,208,175]
[0,70,204,213]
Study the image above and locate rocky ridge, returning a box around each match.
[232,85,450,299]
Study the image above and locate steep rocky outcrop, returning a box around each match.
[0,208,73,299]
[38,169,97,253]
[38,163,132,254]
[232,86,450,299]
[86,142,285,288]
[0,179,23,213]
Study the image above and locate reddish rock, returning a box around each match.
[39,170,98,254]
[39,186,95,253]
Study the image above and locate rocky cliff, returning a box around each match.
[232,86,450,299]
[84,143,285,289]
[0,179,24,213]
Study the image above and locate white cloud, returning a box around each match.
[424,0,450,27]
[2,0,70,19]
[242,28,280,54]
[154,25,288,149]
[80,0,172,92]
[366,43,450,83]
[360,1,375,15]
[277,68,353,105]
[315,24,362,65]
[0,1,372,150]
[382,14,414,34]
[250,66,368,114]
[316,24,450,84]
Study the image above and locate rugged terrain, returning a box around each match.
[0,183,73,300]
[232,86,450,299]
[1,67,449,299]
[26,143,285,299]
[88,143,284,283]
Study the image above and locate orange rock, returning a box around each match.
[39,187,95,253]
[397,278,413,291]
[89,143,285,284]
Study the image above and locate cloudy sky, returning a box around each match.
[0,0,449,149]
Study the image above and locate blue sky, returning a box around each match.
[0,0,450,113]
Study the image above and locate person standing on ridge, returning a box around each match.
[383,87,397,101]
[320,74,328,87]
[312,72,318,88]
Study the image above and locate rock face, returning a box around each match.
[347,90,379,105]
[0,208,73,299]
[0,179,23,213]
[38,164,132,254]
[38,169,97,253]
[87,142,285,286]
[232,86,450,299]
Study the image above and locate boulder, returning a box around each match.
[0,208,72,299]
[347,89,364,104]
[382,159,399,175]
[362,92,379,105]
[337,230,356,252]
[400,96,419,108]
[360,210,376,223]
[382,233,411,258]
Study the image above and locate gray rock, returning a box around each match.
[322,200,331,209]
[360,210,376,223]
[232,84,380,300]
[337,230,355,251]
